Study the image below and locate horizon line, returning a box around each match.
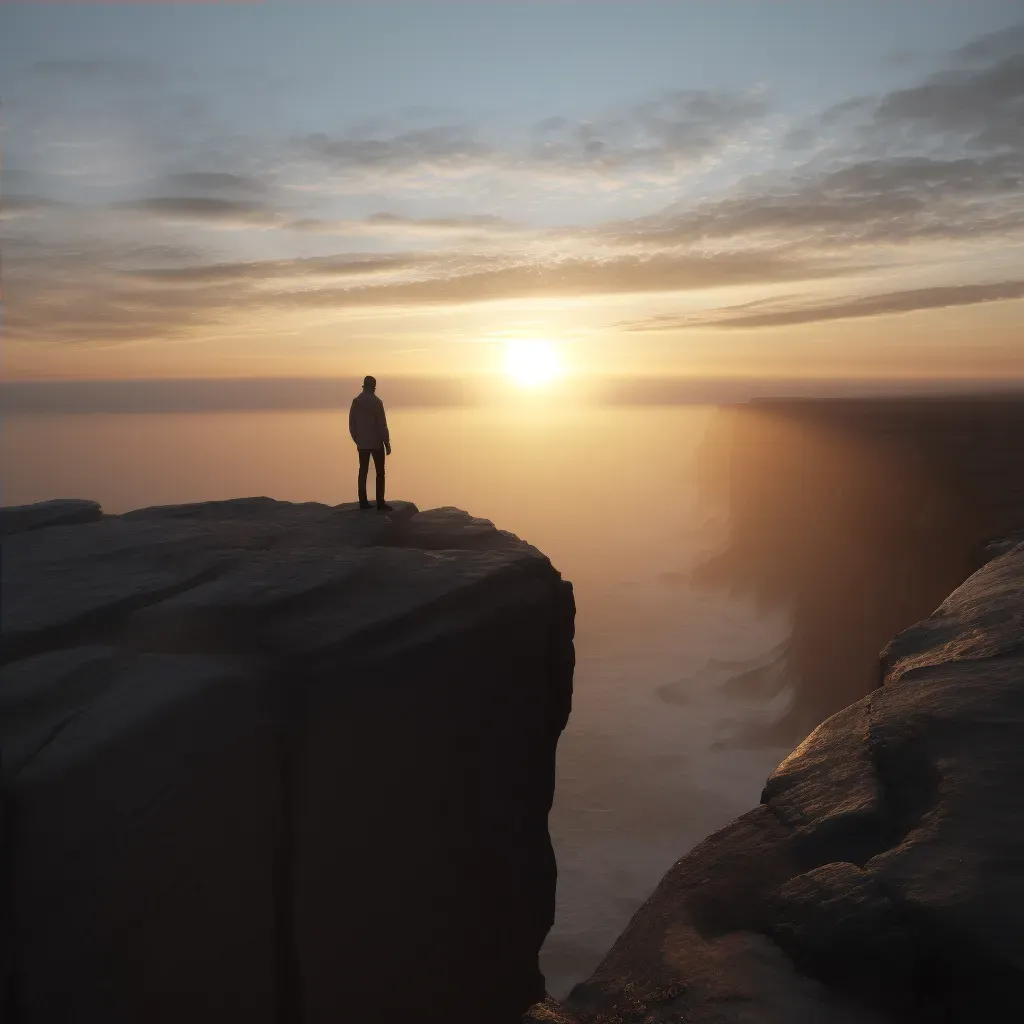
[4,374,1024,415]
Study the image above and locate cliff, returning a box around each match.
[530,531,1024,1023]
[691,397,1024,743]
[0,497,575,1024]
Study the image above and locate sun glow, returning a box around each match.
[503,340,563,387]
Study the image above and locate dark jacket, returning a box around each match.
[349,390,390,450]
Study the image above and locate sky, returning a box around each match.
[2,0,1023,382]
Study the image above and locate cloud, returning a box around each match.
[286,212,519,237]
[120,244,207,267]
[366,212,513,232]
[298,86,770,185]
[2,255,240,348]
[110,196,522,238]
[126,253,430,285]
[255,251,855,310]
[785,27,1024,154]
[301,123,494,176]
[952,22,1024,65]
[529,88,769,171]
[781,97,873,150]
[161,172,269,195]
[122,249,850,300]
[611,24,1024,255]
[874,53,1024,150]
[112,196,284,228]
[621,280,1024,331]
[606,150,1024,251]
[5,239,858,349]
[713,280,1024,327]
[0,194,62,219]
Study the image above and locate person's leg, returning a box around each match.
[371,446,387,508]
[357,448,371,506]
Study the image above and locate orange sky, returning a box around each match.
[3,4,1022,383]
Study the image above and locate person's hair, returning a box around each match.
[363,375,376,389]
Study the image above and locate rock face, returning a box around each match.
[530,533,1024,1023]
[0,498,575,1024]
[0,498,102,536]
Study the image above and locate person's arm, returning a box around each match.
[348,399,358,444]
[377,399,391,454]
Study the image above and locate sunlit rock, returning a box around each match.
[532,535,1024,1022]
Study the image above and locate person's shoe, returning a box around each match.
[358,502,373,510]
[377,503,394,513]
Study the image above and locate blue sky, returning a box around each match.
[2,1,1022,379]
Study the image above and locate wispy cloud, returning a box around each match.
[286,211,521,238]
[606,151,1024,251]
[528,88,769,172]
[621,280,1024,331]
[253,250,851,310]
[109,196,521,238]
[296,86,771,186]
[113,196,285,228]
[126,252,430,285]
[5,241,858,348]
[160,171,269,195]
[0,194,63,219]
[953,22,1024,64]
[301,122,494,178]
[873,51,1024,150]
[603,29,1024,255]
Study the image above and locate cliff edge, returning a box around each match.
[530,532,1024,1023]
[0,498,575,1024]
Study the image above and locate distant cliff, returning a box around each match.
[692,397,1024,743]
[530,530,1024,1023]
[0,498,575,1024]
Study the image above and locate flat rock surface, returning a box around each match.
[533,535,1024,1023]
[2,498,540,663]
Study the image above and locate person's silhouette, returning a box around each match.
[349,375,393,512]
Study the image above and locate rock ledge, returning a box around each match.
[1,497,575,1024]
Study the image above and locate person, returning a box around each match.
[349,375,393,512]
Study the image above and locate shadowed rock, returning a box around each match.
[0,498,101,536]
[0,497,575,1024]
[530,534,1024,1023]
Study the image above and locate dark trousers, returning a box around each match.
[357,447,386,507]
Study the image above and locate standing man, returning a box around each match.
[349,375,393,512]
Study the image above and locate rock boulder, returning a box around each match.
[532,535,1024,1022]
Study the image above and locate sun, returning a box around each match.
[503,340,563,387]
